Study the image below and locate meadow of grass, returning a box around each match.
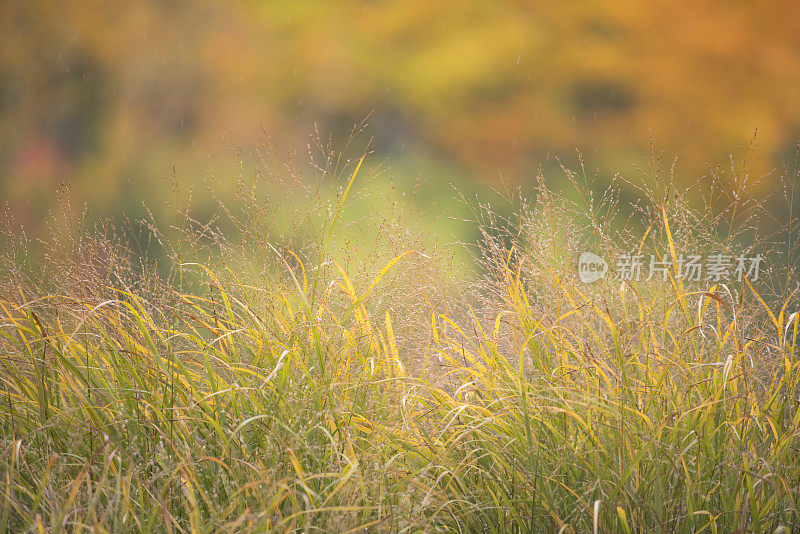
[1,142,799,532]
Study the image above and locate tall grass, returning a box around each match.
[1,140,799,532]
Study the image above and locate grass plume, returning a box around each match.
[1,137,799,532]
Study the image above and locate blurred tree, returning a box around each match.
[1,0,799,234]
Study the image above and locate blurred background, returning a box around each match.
[2,0,800,243]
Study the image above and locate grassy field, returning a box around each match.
[1,150,799,533]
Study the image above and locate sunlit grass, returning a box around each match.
[1,146,799,532]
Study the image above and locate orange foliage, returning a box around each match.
[1,0,799,228]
